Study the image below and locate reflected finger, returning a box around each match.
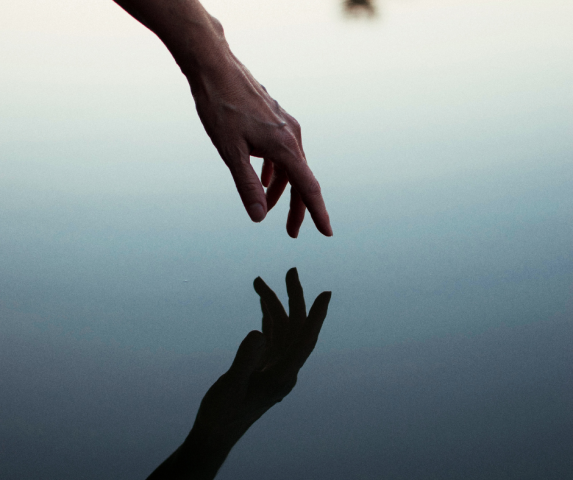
[254,276,289,352]
[290,291,331,370]
[305,291,331,340]
[260,299,278,367]
[285,267,306,329]
[261,298,273,344]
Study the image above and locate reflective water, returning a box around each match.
[1,0,572,478]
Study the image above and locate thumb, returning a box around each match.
[227,155,268,223]
[227,330,266,381]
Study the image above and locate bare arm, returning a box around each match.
[146,268,331,478]
[113,0,332,237]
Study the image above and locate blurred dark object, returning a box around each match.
[343,0,377,18]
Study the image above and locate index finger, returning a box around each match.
[254,276,289,354]
[285,267,306,329]
[284,159,332,237]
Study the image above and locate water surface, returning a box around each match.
[1,0,572,478]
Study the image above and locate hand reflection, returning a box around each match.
[147,268,331,480]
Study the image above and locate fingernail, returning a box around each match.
[248,203,266,222]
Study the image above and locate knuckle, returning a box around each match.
[277,130,300,150]
[235,174,260,193]
[290,117,302,134]
[304,178,322,197]
[267,131,298,158]
[220,145,248,167]
[209,16,225,36]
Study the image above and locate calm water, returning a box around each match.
[1,0,572,478]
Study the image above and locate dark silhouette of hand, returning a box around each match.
[193,268,331,446]
[146,268,331,479]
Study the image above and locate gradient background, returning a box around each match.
[1,0,572,478]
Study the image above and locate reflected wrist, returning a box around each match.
[171,424,235,479]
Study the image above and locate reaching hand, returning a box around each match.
[113,0,332,237]
[146,268,331,480]
[191,268,331,449]
[188,51,333,238]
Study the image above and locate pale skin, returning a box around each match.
[113,0,333,238]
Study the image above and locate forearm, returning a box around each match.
[112,0,230,78]
[146,426,235,480]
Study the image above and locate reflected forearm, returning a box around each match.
[146,426,234,480]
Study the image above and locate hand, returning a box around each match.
[146,268,331,479]
[113,0,332,237]
[191,268,331,446]
[187,49,333,238]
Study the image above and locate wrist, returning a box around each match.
[168,13,232,81]
[168,424,235,479]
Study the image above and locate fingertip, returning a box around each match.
[247,202,266,222]
[320,217,333,237]
[253,276,270,296]
[227,156,268,223]
[317,224,333,237]
[287,224,300,238]
[310,291,332,320]
[286,267,298,278]
[318,291,332,305]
